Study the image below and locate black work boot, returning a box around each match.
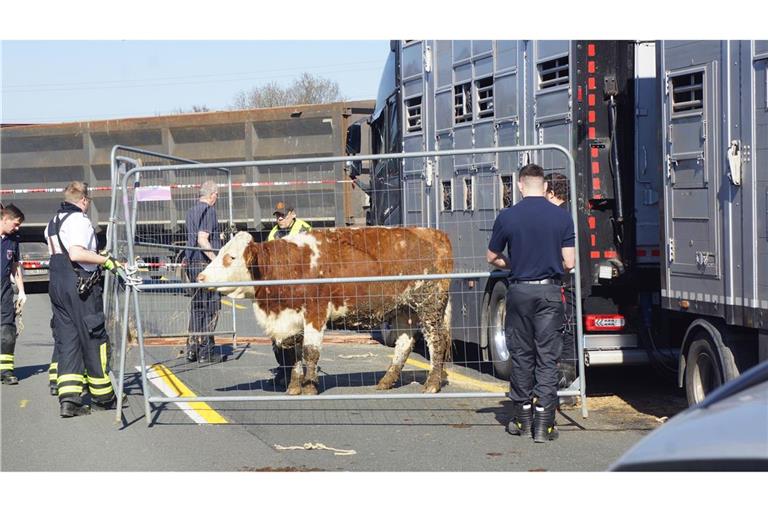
[186,337,199,362]
[60,401,91,418]
[1,371,19,385]
[91,393,127,411]
[49,383,58,396]
[270,367,291,389]
[507,402,533,436]
[533,404,559,443]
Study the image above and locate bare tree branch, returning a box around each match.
[229,73,346,109]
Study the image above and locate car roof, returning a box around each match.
[610,364,768,471]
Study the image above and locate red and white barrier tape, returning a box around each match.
[1,179,353,195]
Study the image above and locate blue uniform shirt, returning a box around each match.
[1,234,20,283]
[185,202,220,262]
[488,196,575,280]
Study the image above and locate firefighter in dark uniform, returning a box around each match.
[545,172,578,392]
[184,180,223,363]
[267,202,311,387]
[46,182,122,417]
[487,164,575,442]
[1,204,27,385]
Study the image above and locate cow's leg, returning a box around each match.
[420,292,451,393]
[301,320,325,395]
[277,336,304,396]
[377,314,416,390]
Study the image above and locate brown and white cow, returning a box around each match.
[198,227,453,395]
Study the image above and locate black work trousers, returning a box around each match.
[505,283,563,409]
[185,261,221,356]
[48,255,114,405]
[1,280,18,374]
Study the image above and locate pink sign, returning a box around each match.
[135,186,172,202]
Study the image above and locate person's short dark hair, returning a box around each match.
[518,163,545,180]
[545,172,569,202]
[1,203,25,223]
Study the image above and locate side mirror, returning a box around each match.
[346,123,361,155]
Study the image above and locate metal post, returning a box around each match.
[115,284,132,425]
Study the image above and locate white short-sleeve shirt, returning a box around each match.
[44,211,98,272]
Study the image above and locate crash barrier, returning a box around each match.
[104,147,239,380]
[110,145,586,426]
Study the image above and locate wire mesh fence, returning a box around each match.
[108,145,586,426]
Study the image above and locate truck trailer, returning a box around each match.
[349,40,767,405]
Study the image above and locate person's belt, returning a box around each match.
[511,278,562,285]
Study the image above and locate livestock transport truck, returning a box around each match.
[0,101,374,283]
[346,40,768,405]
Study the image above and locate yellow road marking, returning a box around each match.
[19,400,29,408]
[404,358,507,393]
[150,364,228,424]
[221,299,246,310]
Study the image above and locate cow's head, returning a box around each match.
[198,231,256,299]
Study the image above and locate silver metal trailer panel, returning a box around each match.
[660,40,768,331]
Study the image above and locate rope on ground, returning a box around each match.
[273,442,356,456]
[338,352,376,359]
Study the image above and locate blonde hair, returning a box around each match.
[64,181,89,203]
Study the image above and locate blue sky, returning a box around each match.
[0,1,756,125]
[1,40,390,124]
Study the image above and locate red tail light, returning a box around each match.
[21,260,48,269]
[585,314,625,332]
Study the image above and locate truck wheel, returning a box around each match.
[486,280,512,380]
[684,335,723,405]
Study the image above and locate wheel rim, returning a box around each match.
[693,350,722,402]
[491,298,509,362]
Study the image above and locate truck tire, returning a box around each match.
[486,280,512,380]
[684,334,723,406]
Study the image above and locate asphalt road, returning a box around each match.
[1,292,687,472]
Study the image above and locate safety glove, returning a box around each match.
[14,290,27,312]
[99,251,123,274]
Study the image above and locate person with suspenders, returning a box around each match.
[1,204,26,385]
[45,182,123,417]
[267,201,311,388]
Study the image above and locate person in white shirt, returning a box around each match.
[45,181,122,418]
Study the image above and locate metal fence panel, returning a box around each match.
[109,145,585,426]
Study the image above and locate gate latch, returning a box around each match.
[668,238,675,263]
[727,140,742,186]
[696,251,713,268]
[425,159,434,187]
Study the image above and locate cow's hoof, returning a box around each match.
[301,383,318,395]
[376,379,395,390]
[423,376,442,393]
